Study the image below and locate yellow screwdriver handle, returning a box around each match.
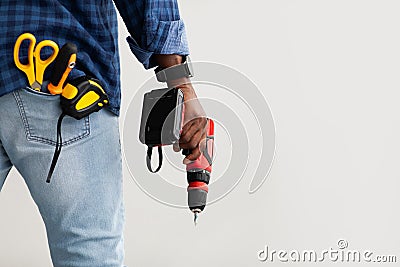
[48,53,76,95]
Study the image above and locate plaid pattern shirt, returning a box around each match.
[0,0,189,115]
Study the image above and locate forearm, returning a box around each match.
[153,54,184,68]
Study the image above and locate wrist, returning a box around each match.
[154,54,185,69]
[155,56,193,85]
[154,55,197,99]
[179,83,197,100]
[166,76,191,89]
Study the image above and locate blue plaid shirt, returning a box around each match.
[0,0,189,115]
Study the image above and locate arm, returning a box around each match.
[113,0,207,162]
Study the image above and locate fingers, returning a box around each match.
[173,117,207,165]
[173,142,181,152]
[183,135,207,164]
[180,118,206,144]
[172,119,204,153]
[183,146,201,164]
[179,121,198,145]
[179,127,204,150]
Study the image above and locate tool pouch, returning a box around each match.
[139,88,184,172]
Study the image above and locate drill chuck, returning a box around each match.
[187,180,209,212]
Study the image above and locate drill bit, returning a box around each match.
[192,208,202,226]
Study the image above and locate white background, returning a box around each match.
[1,0,400,266]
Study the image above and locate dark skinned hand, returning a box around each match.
[172,83,207,164]
[153,54,207,164]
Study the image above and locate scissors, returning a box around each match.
[14,33,59,91]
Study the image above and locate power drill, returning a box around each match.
[183,119,214,225]
[139,88,214,224]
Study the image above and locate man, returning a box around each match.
[0,1,206,266]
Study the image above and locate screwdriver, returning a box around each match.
[48,42,77,95]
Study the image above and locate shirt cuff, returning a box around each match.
[126,17,190,69]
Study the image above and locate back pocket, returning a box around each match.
[13,88,90,147]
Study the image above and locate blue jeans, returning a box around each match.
[0,87,125,266]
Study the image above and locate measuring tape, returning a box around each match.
[60,76,109,120]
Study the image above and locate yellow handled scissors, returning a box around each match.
[14,33,59,91]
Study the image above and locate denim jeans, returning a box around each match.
[0,87,125,266]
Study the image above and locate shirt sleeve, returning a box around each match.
[112,0,190,69]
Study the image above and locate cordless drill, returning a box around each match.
[183,119,214,224]
[139,88,214,224]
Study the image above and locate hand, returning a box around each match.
[152,54,207,164]
[172,83,207,164]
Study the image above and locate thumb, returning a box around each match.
[173,142,181,152]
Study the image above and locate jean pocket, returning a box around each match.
[13,88,90,147]
[23,85,57,97]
